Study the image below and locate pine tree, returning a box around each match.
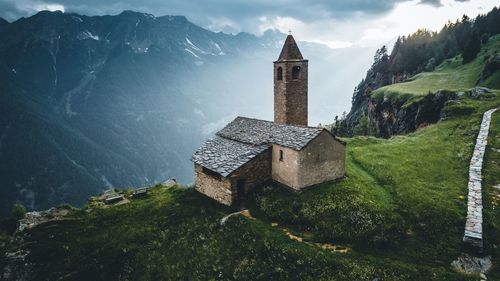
[462,28,481,64]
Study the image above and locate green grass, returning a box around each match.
[0,185,475,281]
[372,35,500,101]
[250,92,500,275]
[482,70,500,89]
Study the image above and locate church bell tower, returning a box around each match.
[274,34,308,126]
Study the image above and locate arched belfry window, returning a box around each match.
[277,67,283,80]
[292,66,301,79]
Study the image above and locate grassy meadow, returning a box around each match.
[372,35,500,99]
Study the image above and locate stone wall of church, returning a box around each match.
[229,148,272,195]
[195,148,272,205]
[274,61,308,126]
[271,144,301,189]
[272,131,345,190]
[297,131,345,188]
[195,164,233,205]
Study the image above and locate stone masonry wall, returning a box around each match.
[195,164,233,205]
[271,131,346,190]
[272,145,301,189]
[195,149,272,206]
[463,108,498,249]
[297,131,346,188]
[274,61,308,126]
[228,148,272,195]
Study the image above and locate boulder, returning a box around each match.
[451,253,492,274]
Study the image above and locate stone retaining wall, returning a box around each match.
[463,108,498,249]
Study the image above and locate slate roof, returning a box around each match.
[217,117,323,150]
[276,35,304,61]
[192,135,269,177]
[192,117,339,177]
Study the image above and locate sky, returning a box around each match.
[0,0,498,49]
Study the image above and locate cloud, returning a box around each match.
[0,0,482,30]
[0,0,414,23]
[0,0,65,21]
[418,0,444,7]
[0,0,494,52]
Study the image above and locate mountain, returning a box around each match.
[0,10,375,216]
[0,10,256,215]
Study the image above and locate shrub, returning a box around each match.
[11,204,26,221]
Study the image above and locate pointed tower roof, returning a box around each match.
[276,35,304,61]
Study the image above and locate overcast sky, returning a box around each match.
[0,0,498,48]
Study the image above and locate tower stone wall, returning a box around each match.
[273,35,308,126]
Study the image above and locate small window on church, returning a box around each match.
[292,66,301,79]
[279,150,284,161]
[277,67,283,80]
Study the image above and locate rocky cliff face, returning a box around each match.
[367,90,459,138]
[341,49,458,138]
[345,86,495,138]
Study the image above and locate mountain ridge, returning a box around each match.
[0,10,286,216]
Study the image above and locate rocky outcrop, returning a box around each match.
[346,89,458,138]
[477,53,500,84]
[451,253,492,275]
[17,207,70,232]
[1,250,32,281]
[346,87,495,138]
[369,90,458,137]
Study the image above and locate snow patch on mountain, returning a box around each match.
[78,30,99,41]
[185,48,200,59]
[185,37,209,55]
[210,41,225,56]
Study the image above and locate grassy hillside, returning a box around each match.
[1,91,498,280]
[252,93,500,269]
[0,187,473,281]
[372,35,500,100]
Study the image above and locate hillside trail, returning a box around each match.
[220,209,350,254]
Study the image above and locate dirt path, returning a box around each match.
[223,209,351,254]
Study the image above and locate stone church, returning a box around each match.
[192,35,346,205]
